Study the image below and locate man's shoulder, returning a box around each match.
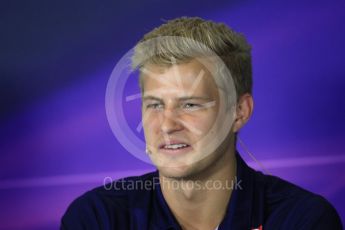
[60,171,158,229]
[254,171,343,228]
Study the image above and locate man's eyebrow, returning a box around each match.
[178,96,212,101]
[142,96,163,102]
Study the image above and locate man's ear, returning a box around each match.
[231,93,254,133]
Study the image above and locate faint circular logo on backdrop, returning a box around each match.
[105,36,237,166]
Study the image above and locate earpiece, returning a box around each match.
[145,148,152,154]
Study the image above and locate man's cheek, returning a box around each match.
[197,118,216,135]
[143,118,157,132]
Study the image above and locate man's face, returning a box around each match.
[141,59,234,179]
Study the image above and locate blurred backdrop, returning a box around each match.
[1,0,345,229]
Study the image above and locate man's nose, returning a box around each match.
[160,108,183,134]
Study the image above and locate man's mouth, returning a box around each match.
[158,141,192,155]
[162,143,190,150]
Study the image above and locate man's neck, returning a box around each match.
[159,149,237,230]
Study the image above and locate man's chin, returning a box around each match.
[151,153,207,179]
[156,162,206,180]
[157,165,193,180]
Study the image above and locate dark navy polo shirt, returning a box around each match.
[61,153,343,229]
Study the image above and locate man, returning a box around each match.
[61,17,342,229]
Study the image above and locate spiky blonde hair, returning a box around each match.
[132,16,252,98]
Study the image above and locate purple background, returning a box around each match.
[1,0,345,229]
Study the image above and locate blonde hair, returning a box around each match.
[132,16,252,98]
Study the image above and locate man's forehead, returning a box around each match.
[139,57,225,100]
[142,66,217,91]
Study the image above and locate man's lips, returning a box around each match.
[157,139,193,155]
[158,139,191,149]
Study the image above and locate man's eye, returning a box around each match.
[146,103,163,109]
[183,103,201,110]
